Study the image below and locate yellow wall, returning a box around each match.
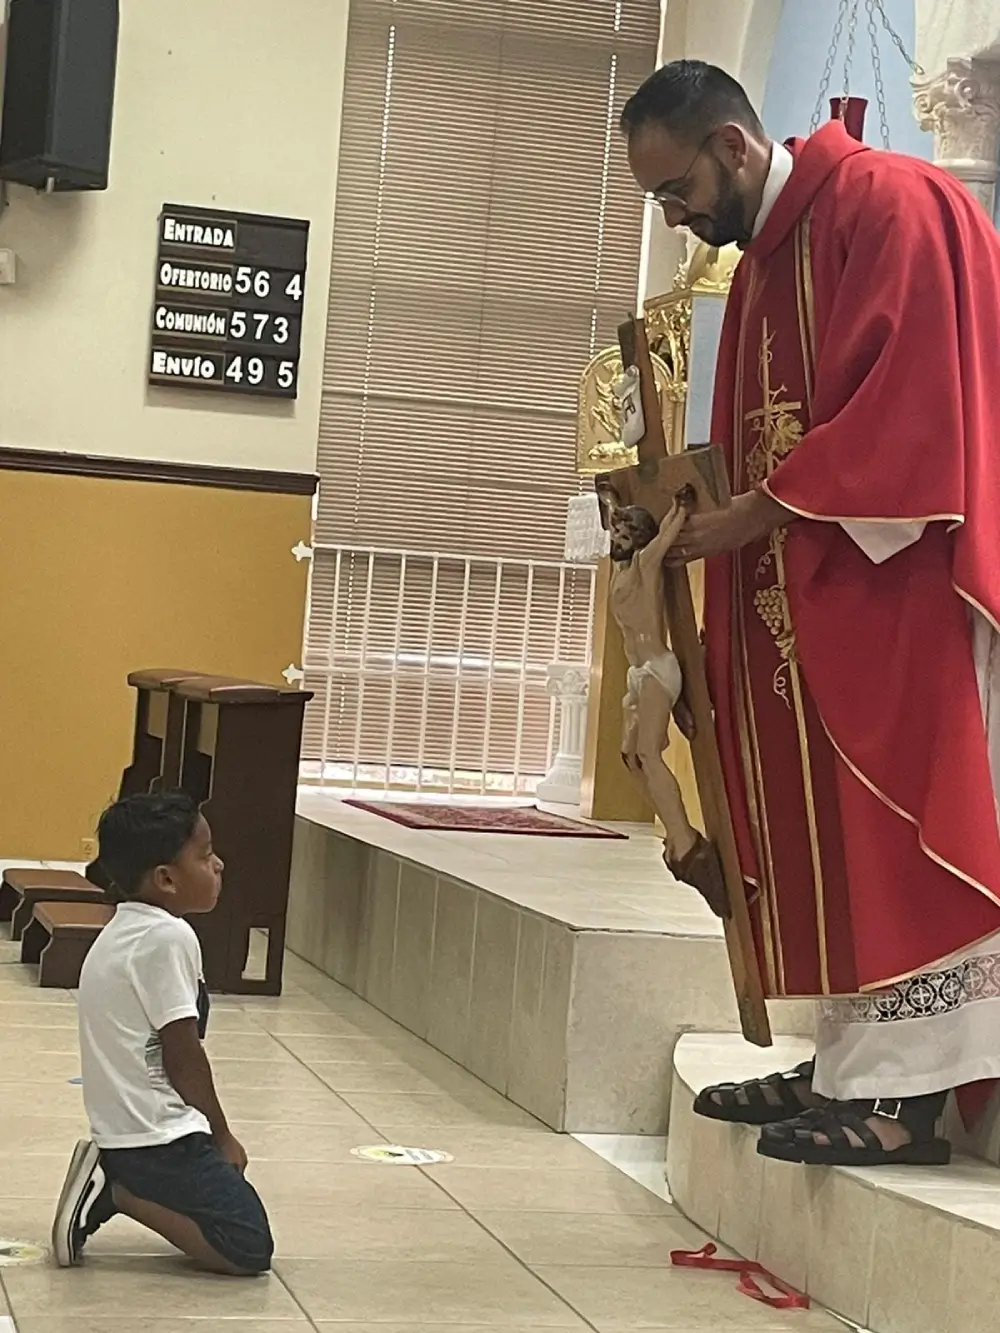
[0,469,311,859]
[0,0,349,473]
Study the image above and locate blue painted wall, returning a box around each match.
[761,0,932,160]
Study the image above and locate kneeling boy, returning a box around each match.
[52,790,273,1275]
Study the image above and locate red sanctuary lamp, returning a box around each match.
[830,95,867,142]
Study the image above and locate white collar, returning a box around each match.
[116,900,172,918]
[752,141,794,239]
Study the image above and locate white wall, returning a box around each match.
[680,0,783,107]
[0,0,349,474]
[915,0,1000,75]
[640,0,784,301]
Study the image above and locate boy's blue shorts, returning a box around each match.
[101,1132,272,1273]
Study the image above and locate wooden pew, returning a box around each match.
[86,669,210,896]
[172,675,312,994]
[121,668,206,796]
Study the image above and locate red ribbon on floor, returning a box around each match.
[671,1244,810,1310]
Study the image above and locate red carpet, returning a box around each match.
[344,800,627,839]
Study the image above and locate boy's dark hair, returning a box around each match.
[621,60,765,144]
[96,790,200,904]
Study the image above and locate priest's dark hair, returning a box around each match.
[621,60,765,144]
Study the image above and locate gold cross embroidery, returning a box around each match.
[744,319,805,704]
[744,320,804,487]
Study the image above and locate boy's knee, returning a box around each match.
[245,1225,274,1275]
[221,1212,273,1275]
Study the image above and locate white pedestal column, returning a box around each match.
[913,57,1000,215]
[536,494,606,808]
[536,664,590,807]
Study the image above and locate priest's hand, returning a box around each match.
[664,489,793,564]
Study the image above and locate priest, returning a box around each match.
[620,59,1000,1167]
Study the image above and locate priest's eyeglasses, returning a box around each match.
[642,131,717,210]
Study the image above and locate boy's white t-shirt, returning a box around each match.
[77,901,212,1149]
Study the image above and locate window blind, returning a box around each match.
[304,0,659,787]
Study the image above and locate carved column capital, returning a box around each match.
[913,57,1000,213]
[544,663,589,702]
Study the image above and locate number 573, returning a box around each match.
[230,311,290,343]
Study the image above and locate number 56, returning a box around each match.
[235,266,271,298]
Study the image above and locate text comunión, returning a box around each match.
[154,306,227,336]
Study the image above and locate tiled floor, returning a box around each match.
[0,937,847,1332]
[572,1135,671,1202]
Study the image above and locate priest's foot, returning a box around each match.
[757,1092,951,1166]
[694,1058,827,1125]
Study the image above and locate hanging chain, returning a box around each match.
[866,0,926,148]
[811,0,851,133]
[811,0,925,143]
[811,0,866,132]
[865,0,891,147]
[841,0,860,104]
[869,0,924,76]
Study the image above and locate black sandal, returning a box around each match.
[756,1092,951,1166]
[693,1059,824,1125]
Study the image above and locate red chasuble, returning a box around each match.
[706,120,1000,998]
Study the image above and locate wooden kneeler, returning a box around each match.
[21,902,114,988]
[0,868,106,941]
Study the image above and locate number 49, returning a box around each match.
[225,356,265,386]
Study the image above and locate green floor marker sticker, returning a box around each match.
[352,1145,453,1165]
[0,1239,47,1266]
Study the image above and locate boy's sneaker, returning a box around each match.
[52,1140,112,1267]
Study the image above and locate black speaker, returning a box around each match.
[0,0,120,191]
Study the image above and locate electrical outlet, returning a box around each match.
[0,250,17,285]
[81,837,98,861]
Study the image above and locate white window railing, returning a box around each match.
[300,543,596,796]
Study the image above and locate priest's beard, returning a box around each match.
[684,160,752,248]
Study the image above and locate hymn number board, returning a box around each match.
[149,204,309,400]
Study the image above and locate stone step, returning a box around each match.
[288,793,814,1135]
[667,1031,1000,1333]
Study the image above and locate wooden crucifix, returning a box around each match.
[597,314,771,1047]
